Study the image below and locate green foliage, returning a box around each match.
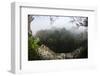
[28,33,41,60]
[28,33,40,49]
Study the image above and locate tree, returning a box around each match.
[28,15,34,34]
[49,16,59,25]
[70,17,88,27]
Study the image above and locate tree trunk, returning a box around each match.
[28,15,34,34]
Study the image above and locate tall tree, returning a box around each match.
[28,15,34,34]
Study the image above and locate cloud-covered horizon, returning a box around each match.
[30,15,87,35]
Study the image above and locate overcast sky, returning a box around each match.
[30,15,87,35]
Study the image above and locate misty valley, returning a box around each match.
[28,15,88,60]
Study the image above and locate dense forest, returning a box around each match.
[28,15,88,60]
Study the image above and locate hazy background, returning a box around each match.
[30,16,87,36]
